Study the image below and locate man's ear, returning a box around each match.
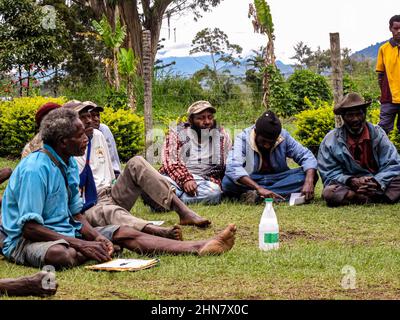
[58,136,68,149]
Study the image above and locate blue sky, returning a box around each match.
[157,0,398,63]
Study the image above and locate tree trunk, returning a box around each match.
[26,70,30,97]
[142,30,153,160]
[330,33,344,128]
[113,48,120,91]
[53,66,58,96]
[127,78,136,112]
[262,34,276,109]
[18,65,23,97]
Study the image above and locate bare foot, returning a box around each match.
[0,271,58,297]
[179,210,211,228]
[143,224,183,241]
[198,224,236,256]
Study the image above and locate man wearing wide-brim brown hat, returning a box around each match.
[318,92,400,207]
[333,92,371,116]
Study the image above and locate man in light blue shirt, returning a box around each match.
[1,109,236,269]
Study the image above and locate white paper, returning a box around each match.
[149,221,165,226]
[86,258,159,270]
[289,193,306,206]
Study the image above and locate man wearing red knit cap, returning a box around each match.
[21,102,62,158]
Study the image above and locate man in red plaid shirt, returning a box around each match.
[159,101,232,205]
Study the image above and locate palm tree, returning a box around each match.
[92,14,126,91]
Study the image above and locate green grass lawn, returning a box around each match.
[1,157,400,300]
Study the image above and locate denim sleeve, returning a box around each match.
[373,127,400,191]
[317,139,352,186]
[285,132,318,171]
[225,132,250,182]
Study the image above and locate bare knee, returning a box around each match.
[128,156,146,167]
[45,245,79,269]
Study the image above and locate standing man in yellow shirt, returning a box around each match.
[376,15,400,134]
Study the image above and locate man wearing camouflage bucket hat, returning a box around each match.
[318,92,400,207]
[155,101,231,206]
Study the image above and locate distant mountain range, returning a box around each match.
[352,40,388,60]
[157,40,389,77]
[156,55,293,77]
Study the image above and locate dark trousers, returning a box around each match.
[322,176,400,207]
[378,103,400,134]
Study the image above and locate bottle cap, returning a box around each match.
[264,198,273,202]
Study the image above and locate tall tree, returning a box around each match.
[190,27,242,79]
[248,0,275,108]
[0,0,68,96]
[74,0,223,75]
[290,41,312,70]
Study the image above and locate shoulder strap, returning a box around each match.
[39,148,71,200]
[86,138,92,164]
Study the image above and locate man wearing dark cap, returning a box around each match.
[318,93,400,207]
[157,100,231,205]
[21,102,62,158]
[222,111,317,203]
[90,103,121,177]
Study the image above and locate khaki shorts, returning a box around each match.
[9,225,120,268]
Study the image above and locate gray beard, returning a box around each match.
[345,124,364,136]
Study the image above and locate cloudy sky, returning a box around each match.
[158,0,398,63]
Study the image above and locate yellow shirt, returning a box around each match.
[376,40,400,103]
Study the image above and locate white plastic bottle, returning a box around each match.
[259,198,279,251]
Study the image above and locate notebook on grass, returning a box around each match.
[85,258,159,272]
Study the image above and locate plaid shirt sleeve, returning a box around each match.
[159,128,194,188]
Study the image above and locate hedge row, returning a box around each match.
[0,97,144,160]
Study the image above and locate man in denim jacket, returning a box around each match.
[222,111,318,203]
[318,93,400,207]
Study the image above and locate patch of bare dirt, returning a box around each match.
[280,230,327,242]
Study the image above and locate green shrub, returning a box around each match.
[367,107,380,125]
[0,96,66,158]
[287,69,333,114]
[267,65,297,118]
[101,107,145,161]
[295,102,335,153]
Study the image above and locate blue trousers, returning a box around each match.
[222,167,306,200]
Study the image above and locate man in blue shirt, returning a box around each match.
[222,111,318,203]
[1,108,236,269]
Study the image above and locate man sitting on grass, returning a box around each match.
[318,93,400,207]
[222,111,318,203]
[0,108,236,269]
[1,168,57,297]
[70,101,211,230]
[89,102,121,178]
[157,100,231,205]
